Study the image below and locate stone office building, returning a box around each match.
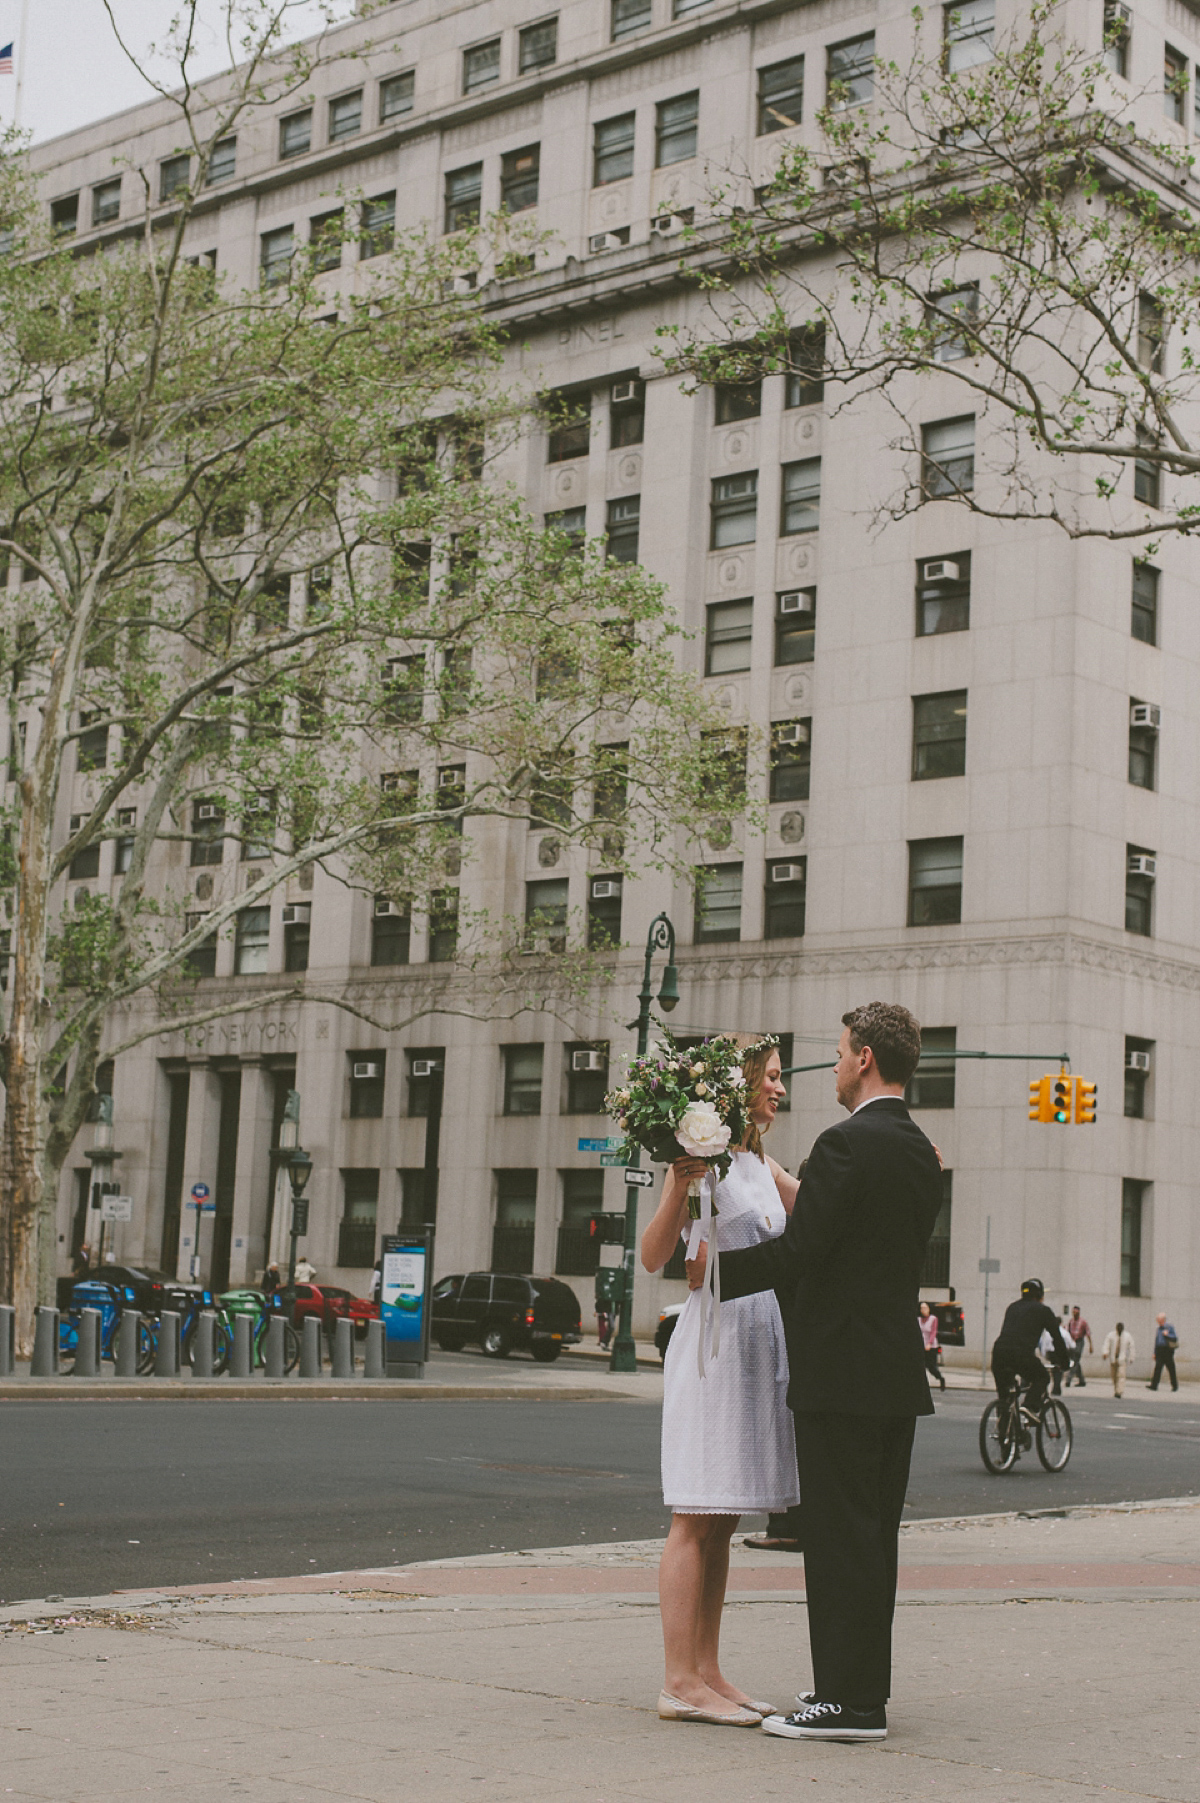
[25,0,1200,1362]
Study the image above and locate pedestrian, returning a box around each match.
[596,1303,613,1351]
[294,1255,316,1284]
[1065,1304,1092,1386]
[1148,1313,1179,1392]
[368,1260,382,1303]
[919,1302,945,1391]
[71,1242,92,1280]
[1101,1321,1135,1397]
[262,1261,282,1298]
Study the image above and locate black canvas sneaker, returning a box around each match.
[762,1701,887,1742]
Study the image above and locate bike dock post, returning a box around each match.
[116,1311,141,1377]
[31,1307,60,1377]
[265,1315,286,1379]
[364,1318,385,1379]
[155,1310,181,1378]
[231,1313,253,1378]
[193,1311,217,1379]
[299,1316,322,1377]
[74,1308,102,1377]
[332,1316,354,1378]
[0,1303,14,1376]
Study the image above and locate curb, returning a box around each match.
[0,1382,622,1403]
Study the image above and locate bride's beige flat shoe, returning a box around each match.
[658,1690,762,1726]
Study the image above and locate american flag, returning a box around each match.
[0,44,13,74]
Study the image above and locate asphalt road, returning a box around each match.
[2,1374,1197,1604]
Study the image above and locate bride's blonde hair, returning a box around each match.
[729,1031,781,1161]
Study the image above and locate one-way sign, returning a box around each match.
[623,1168,655,1187]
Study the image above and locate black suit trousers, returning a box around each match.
[794,1412,916,1707]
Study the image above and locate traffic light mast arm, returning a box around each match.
[783,1050,1072,1077]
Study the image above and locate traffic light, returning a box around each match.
[1074,1077,1097,1124]
[1052,1073,1072,1124]
[1028,1076,1052,1122]
[589,1212,626,1246]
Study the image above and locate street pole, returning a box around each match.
[979,1214,994,1391]
[610,913,679,1374]
[422,1064,443,1229]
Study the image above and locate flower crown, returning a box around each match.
[740,1032,781,1059]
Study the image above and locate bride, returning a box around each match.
[640,1033,799,1726]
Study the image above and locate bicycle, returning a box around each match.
[979,1377,1073,1474]
[58,1281,155,1374]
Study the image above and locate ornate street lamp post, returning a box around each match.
[284,1145,313,1304]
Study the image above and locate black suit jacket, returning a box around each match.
[719,1097,943,1418]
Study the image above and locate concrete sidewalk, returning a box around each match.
[2,1500,1197,1802]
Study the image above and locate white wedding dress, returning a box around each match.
[660,1150,800,1514]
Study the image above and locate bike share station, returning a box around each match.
[380,1229,434,1379]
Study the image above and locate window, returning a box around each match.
[76,715,108,772]
[770,719,811,801]
[380,71,415,121]
[504,1045,544,1114]
[913,690,968,779]
[758,55,804,133]
[279,109,312,158]
[68,815,100,881]
[1137,294,1164,373]
[775,588,816,664]
[695,863,743,943]
[92,179,121,226]
[611,0,651,39]
[283,912,309,972]
[1124,1036,1153,1119]
[610,382,644,446]
[1125,845,1155,936]
[922,1171,953,1286]
[705,599,753,676]
[1164,45,1187,123]
[1195,63,1200,135]
[1103,0,1129,77]
[463,40,501,93]
[242,792,275,861]
[339,1170,379,1268]
[360,192,395,259]
[710,472,758,547]
[1120,1178,1147,1296]
[429,888,458,961]
[785,325,825,406]
[526,879,569,953]
[587,877,623,950]
[520,18,558,71]
[565,1043,610,1114]
[501,144,540,212]
[444,164,483,234]
[329,89,363,140]
[348,1051,386,1118]
[907,1027,957,1108]
[929,284,979,361]
[406,1048,444,1116]
[944,0,994,72]
[1134,431,1160,508]
[606,495,640,564]
[765,859,806,938]
[184,914,217,978]
[781,458,821,535]
[548,389,591,461]
[1131,563,1158,645]
[922,416,975,496]
[400,1168,436,1228]
[51,194,79,237]
[917,551,971,636]
[260,225,294,288]
[159,155,190,202]
[715,380,761,423]
[556,1170,604,1275]
[827,33,875,108]
[909,837,964,926]
[190,800,225,867]
[309,208,343,272]
[371,898,411,966]
[493,1171,537,1273]
[545,506,587,551]
[656,93,699,166]
[115,827,135,874]
[235,907,270,974]
[594,114,636,185]
[1128,700,1157,790]
[207,136,236,185]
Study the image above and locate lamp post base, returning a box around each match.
[609,1333,638,1374]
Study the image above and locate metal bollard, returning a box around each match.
[155,1309,181,1378]
[0,1303,14,1377]
[73,1308,102,1377]
[231,1312,253,1378]
[116,1311,141,1377]
[332,1315,354,1379]
[364,1317,385,1379]
[300,1315,322,1378]
[265,1314,286,1379]
[31,1307,60,1378]
[192,1311,217,1380]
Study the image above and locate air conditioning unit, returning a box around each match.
[411,1058,441,1079]
[923,559,960,583]
[611,378,644,404]
[1107,0,1132,27]
[380,771,405,793]
[196,803,220,821]
[778,590,815,615]
[653,213,688,237]
[184,911,210,934]
[1130,703,1161,730]
[1126,1049,1151,1073]
[281,903,311,926]
[824,160,864,190]
[774,722,810,747]
[1127,853,1156,878]
[352,1061,381,1080]
[589,231,626,253]
[452,270,478,295]
[572,1050,607,1073]
[383,657,409,680]
[770,862,806,884]
[591,879,622,900]
[117,807,137,828]
[374,896,403,917]
[438,766,464,789]
[69,814,83,832]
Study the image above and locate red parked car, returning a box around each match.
[290,1283,379,1337]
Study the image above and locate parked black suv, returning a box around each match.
[56,1263,207,1316]
[432,1272,582,1361]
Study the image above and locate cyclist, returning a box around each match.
[991,1278,1072,1420]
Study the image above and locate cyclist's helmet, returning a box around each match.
[1020,1277,1045,1300]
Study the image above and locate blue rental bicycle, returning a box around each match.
[58,1280,155,1373]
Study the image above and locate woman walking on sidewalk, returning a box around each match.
[919,1302,945,1391]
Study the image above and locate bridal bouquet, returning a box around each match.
[603,1030,752,1217]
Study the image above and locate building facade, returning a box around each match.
[24,0,1200,1364]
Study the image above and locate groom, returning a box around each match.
[697,1001,942,1742]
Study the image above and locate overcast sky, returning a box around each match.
[0,1,350,145]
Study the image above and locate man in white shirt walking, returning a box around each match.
[1101,1321,1135,1397]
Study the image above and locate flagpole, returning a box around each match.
[13,0,31,131]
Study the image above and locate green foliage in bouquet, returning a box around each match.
[602,1029,754,1200]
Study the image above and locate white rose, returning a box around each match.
[676,1100,732,1160]
[694,1080,709,1096]
[690,1062,705,1076]
[727,1066,745,1087]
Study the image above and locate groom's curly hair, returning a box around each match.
[842,1002,922,1085]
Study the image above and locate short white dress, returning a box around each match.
[661,1150,800,1514]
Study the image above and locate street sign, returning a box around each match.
[623,1168,654,1187]
[600,1153,627,1166]
[99,1195,133,1222]
[578,1137,623,1152]
[978,1257,1001,1274]
[190,1182,210,1201]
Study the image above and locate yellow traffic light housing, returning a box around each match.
[1074,1077,1097,1124]
[1028,1076,1052,1122]
[1052,1073,1072,1123]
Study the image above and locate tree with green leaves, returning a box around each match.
[0,3,749,1353]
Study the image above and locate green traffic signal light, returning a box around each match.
[1052,1075,1072,1124]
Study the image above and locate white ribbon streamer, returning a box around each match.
[684,1169,720,1379]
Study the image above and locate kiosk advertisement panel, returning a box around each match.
[380,1229,433,1376]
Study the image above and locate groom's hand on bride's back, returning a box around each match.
[685,1243,708,1289]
